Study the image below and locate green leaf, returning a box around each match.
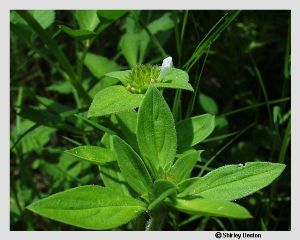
[83,52,121,79]
[27,186,146,230]
[184,11,240,72]
[36,95,70,112]
[139,12,174,62]
[17,106,61,127]
[88,85,144,118]
[169,150,203,183]
[137,86,177,176]
[105,70,131,85]
[11,10,55,29]
[177,114,215,150]
[178,162,286,201]
[30,10,55,29]
[65,146,115,165]
[11,119,54,154]
[119,32,140,67]
[75,10,100,31]
[88,76,119,98]
[115,110,139,152]
[172,198,252,219]
[199,93,218,114]
[100,134,131,196]
[97,10,128,22]
[149,180,177,210]
[153,68,193,92]
[112,136,153,195]
[59,25,97,40]
[47,81,72,94]
[100,163,131,196]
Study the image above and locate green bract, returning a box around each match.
[87,57,193,118]
[28,85,286,230]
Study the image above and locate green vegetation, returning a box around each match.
[10,10,290,231]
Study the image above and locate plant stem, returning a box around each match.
[145,204,169,231]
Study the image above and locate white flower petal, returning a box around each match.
[157,56,173,81]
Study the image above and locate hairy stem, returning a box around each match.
[145,204,169,231]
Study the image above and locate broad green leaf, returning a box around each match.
[112,136,153,195]
[177,114,215,150]
[169,150,203,183]
[30,10,55,29]
[10,119,54,154]
[179,162,286,201]
[119,12,174,66]
[47,81,72,94]
[149,180,177,210]
[83,52,121,79]
[105,70,131,85]
[97,10,128,22]
[11,10,55,29]
[137,86,177,175]
[75,10,99,31]
[153,68,193,92]
[88,85,144,118]
[139,12,174,62]
[119,32,140,67]
[88,76,119,98]
[95,10,128,36]
[59,25,97,40]
[27,186,146,230]
[199,93,218,114]
[65,146,115,165]
[172,198,252,219]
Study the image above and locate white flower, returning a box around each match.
[157,56,173,81]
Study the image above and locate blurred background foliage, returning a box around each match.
[10,10,290,230]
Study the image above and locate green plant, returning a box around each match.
[10,10,290,231]
[27,60,285,230]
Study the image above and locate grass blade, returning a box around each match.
[184,10,240,72]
